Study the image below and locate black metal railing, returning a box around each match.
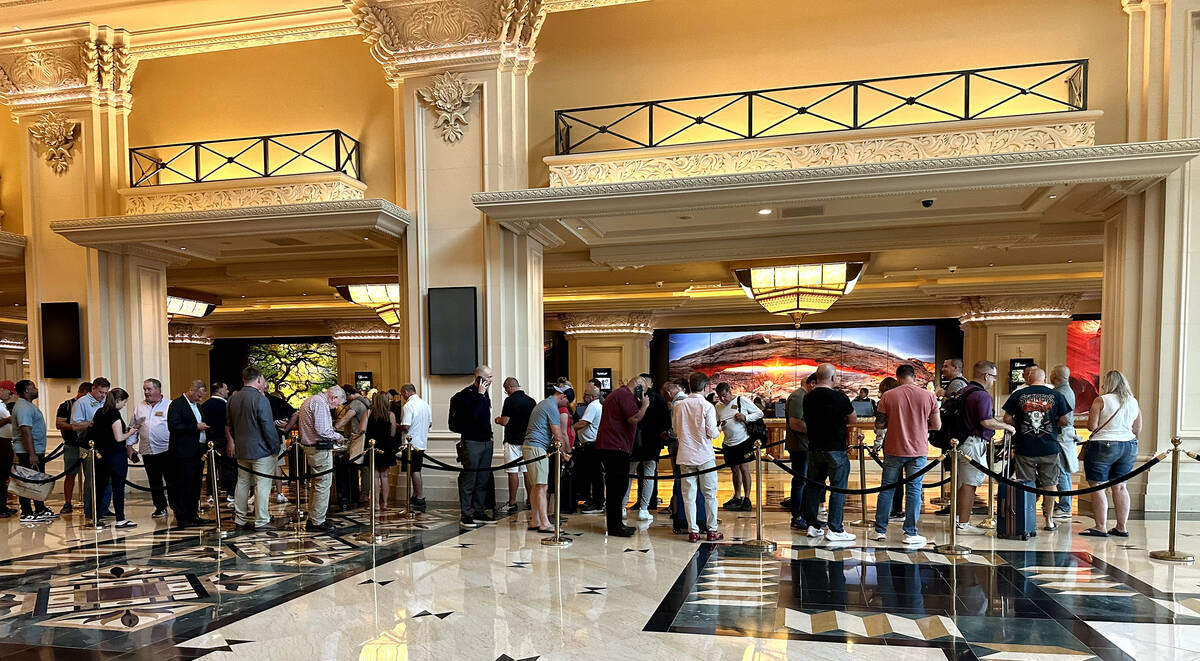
[554,59,1087,155]
[129,129,361,187]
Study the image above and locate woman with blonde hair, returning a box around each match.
[358,391,398,509]
[1080,370,1141,538]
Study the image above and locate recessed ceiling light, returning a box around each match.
[179,247,187,250]
[241,295,246,298]
[576,226,583,230]
[1048,194,1058,199]
[1067,259,1073,263]
[362,236,369,241]
[988,263,994,267]
[913,267,918,270]
[757,208,772,216]
[302,292,307,296]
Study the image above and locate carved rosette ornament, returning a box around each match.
[418,72,481,143]
[28,111,78,174]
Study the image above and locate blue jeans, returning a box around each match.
[803,451,849,532]
[1056,456,1072,513]
[790,450,808,523]
[874,454,926,536]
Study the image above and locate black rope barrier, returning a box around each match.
[422,451,547,473]
[1186,449,1200,462]
[623,439,787,480]
[215,449,358,481]
[965,452,1166,497]
[110,471,154,492]
[769,455,942,495]
[7,457,85,483]
[43,443,66,462]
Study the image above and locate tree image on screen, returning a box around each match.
[246,342,338,408]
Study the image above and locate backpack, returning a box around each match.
[932,382,983,451]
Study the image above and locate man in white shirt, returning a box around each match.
[399,383,433,512]
[715,382,764,512]
[298,386,347,531]
[572,383,605,514]
[133,378,172,518]
[672,371,723,543]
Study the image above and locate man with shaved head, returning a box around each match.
[167,379,212,527]
[1002,366,1073,531]
[449,365,495,528]
[800,363,858,543]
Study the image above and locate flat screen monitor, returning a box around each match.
[428,287,477,375]
[852,400,877,418]
[41,302,82,378]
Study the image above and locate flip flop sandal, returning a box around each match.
[1080,528,1109,537]
[1108,528,1130,537]
[1043,523,1058,531]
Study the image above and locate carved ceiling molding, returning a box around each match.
[329,318,406,341]
[0,24,134,112]
[959,294,1082,324]
[121,175,367,215]
[27,110,77,173]
[418,72,480,142]
[167,323,213,346]
[558,312,654,337]
[548,120,1097,187]
[498,219,565,248]
[129,8,359,60]
[344,0,546,83]
[545,0,650,10]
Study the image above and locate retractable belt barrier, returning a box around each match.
[964,452,1166,497]
[216,446,361,481]
[769,455,942,495]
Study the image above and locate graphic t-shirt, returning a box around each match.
[802,386,854,452]
[1002,384,1071,457]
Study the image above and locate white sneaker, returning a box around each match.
[870,531,887,541]
[621,508,627,519]
[902,534,928,546]
[956,523,985,536]
[274,493,288,504]
[806,526,824,538]
[825,529,856,542]
[637,509,653,521]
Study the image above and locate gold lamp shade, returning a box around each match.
[733,262,863,326]
[337,283,401,306]
[166,295,215,318]
[374,302,403,328]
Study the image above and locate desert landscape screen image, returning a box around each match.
[668,325,937,408]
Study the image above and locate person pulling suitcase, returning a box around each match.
[951,361,1015,536]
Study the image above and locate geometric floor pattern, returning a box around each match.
[647,543,1200,660]
[0,507,465,658]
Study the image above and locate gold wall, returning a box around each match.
[128,36,399,202]
[0,109,24,233]
[528,0,1129,185]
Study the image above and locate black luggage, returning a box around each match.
[996,431,1037,540]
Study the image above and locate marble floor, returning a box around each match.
[3,480,1200,661]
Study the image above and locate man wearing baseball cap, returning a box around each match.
[0,380,13,518]
[522,383,572,533]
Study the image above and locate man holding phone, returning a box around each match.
[595,375,651,537]
[448,365,495,528]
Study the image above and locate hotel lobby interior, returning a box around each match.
[3,0,1200,659]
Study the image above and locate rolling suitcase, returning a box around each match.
[996,432,1037,540]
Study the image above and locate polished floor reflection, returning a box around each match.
[3,490,1200,660]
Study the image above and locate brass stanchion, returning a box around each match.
[355,439,383,545]
[403,439,416,520]
[979,437,997,530]
[932,457,948,507]
[542,441,572,547]
[290,437,306,534]
[849,433,869,527]
[741,440,777,553]
[934,439,970,557]
[86,441,103,531]
[1150,438,1194,563]
[207,442,231,539]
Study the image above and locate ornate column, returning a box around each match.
[559,312,654,390]
[330,320,407,392]
[168,324,212,396]
[0,24,169,398]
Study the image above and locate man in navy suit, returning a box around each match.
[167,380,210,527]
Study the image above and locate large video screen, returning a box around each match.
[1066,319,1101,413]
[246,342,338,408]
[668,325,937,407]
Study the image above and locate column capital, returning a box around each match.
[0,23,135,117]
[343,0,546,84]
[558,312,653,338]
[329,318,406,341]
[167,323,213,347]
[958,293,1081,325]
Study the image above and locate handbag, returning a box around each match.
[737,397,769,445]
[10,464,53,502]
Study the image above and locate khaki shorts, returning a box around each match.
[1013,453,1060,488]
[956,436,988,488]
[522,445,549,485]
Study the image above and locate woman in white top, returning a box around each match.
[1080,370,1142,538]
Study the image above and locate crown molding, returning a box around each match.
[0,23,134,113]
[130,7,358,59]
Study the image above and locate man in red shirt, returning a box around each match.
[872,363,940,546]
[595,375,650,537]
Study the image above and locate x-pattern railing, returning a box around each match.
[554,60,1087,155]
[130,129,361,187]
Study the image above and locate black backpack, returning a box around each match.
[932,382,983,451]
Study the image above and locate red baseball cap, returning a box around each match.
[0,380,16,392]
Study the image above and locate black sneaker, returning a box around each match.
[460,517,479,528]
[738,498,754,511]
[18,513,38,523]
[889,511,904,520]
[790,517,809,530]
[934,506,951,516]
[722,497,742,510]
[151,508,167,518]
[500,502,518,515]
[779,497,792,510]
[100,510,115,517]
[59,504,73,515]
[410,497,427,512]
[581,505,604,514]
[34,509,57,520]
[608,525,636,537]
[306,520,335,532]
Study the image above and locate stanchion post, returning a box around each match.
[850,434,869,527]
[542,441,572,547]
[86,441,103,531]
[1150,437,1195,563]
[932,457,948,507]
[207,442,231,539]
[742,440,778,553]
[404,438,416,520]
[292,436,306,527]
[934,439,971,557]
[979,436,997,530]
[355,439,383,545]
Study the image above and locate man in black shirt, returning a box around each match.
[448,365,494,527]
[53,382,91,515]
[801,363,858,543]
[1002,366,1072,531]
[495,377,535,515]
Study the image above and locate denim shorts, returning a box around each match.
[1083,439,1137,483]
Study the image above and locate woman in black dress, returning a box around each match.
[91,388,142,529]
[358,391,397,510]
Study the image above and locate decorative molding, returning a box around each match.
[548,120,1097,187]
[129,8,359,59]
[0,331,27,352]
[329,319,406,341]
[122,177,366,215]
[54,198,411,232]
[545,0,649,11]
[27,111,77,173]
[417,72,480,143]
[498,219,565,248]
[167,324,213,346]
[344,0,546,83]
[0,25,134,112]
[558,312,653,337]
[958,293,1082,324]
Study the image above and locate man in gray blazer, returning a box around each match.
[227,365,281,530]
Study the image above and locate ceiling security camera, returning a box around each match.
[655,281,664,288]
[920,198,936,208]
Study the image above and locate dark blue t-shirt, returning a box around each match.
[1002,385,1071,457]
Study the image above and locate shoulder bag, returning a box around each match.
[1079,397,1124,461]
[738,397,769,445]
